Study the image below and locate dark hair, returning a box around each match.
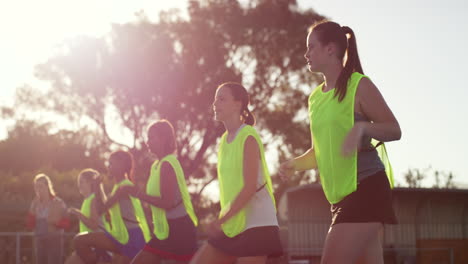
[78,168,107,213]
[309,20,363,102]
[109,150,135,182]
[147,119,177,157]
[217,82,256,126]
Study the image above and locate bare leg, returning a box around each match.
[130,250,162,264]
[190,242,236,264]
[74,232,120,264]
[356,227,384,264]
[65,252,85,264]
[320,222,383,264]
[115,255,132,264]
[236,256,267,264]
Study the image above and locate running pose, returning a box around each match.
[191,82,282,264]
[280,21,401,264]
[65,169,111,264]
[126,120,198,264]
[73,151,151,264]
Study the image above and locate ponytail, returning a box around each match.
[335,26,363,101]
[309,21,364,102]
[217,82,256,126]
[242,107,256,126]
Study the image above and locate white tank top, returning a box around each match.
[232,124,278,231]
[243,158,278,230]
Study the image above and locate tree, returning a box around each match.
[0,120,108,232]
[402,167,456,189]
[4,0,326,209]
[0,120,106,174]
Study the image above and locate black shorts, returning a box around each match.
[208,226,283,258]
[331,170,398,226]
[143,215,197,261]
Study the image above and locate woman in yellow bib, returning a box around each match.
[191,83,282,264]
[120,120,199,264]
[65,169,111,264]
[280,21,401,264]
[74,151,150,264]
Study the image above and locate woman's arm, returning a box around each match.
[342,78,401,156]
[135,162,177,210]
[102,185,128,212]
[49,197,71,229]
[291,147,318,171]
[357,78,401,142]
[48,198,65,224]
[29,197,37,213]
[26,198,37,229]
[279,143,318,179]
[69,200,101,231]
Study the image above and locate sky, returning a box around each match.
[1,0,467,188]
[298,0,468,188]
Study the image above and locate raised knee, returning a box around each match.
[73,233,87,249]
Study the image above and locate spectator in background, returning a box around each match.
[27,173,70,264]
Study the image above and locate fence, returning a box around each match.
[0,232,459,264]
[286,247,455,264]
[0,232,74,264]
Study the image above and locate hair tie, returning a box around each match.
[341,26,352,35]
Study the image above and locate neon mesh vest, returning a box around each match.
[79,193,110,233]
[108,179,151,244]
[217,125,276,238]
[308,72,394,204]
[146,154,198,240]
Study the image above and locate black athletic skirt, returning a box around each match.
[208,226,283,258]
[143,215,198,261]
[331,170,398,226]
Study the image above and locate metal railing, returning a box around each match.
[286,247,455,264]
[0,232,75,264]
[0,232,34,264]
[0,232,457,264]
